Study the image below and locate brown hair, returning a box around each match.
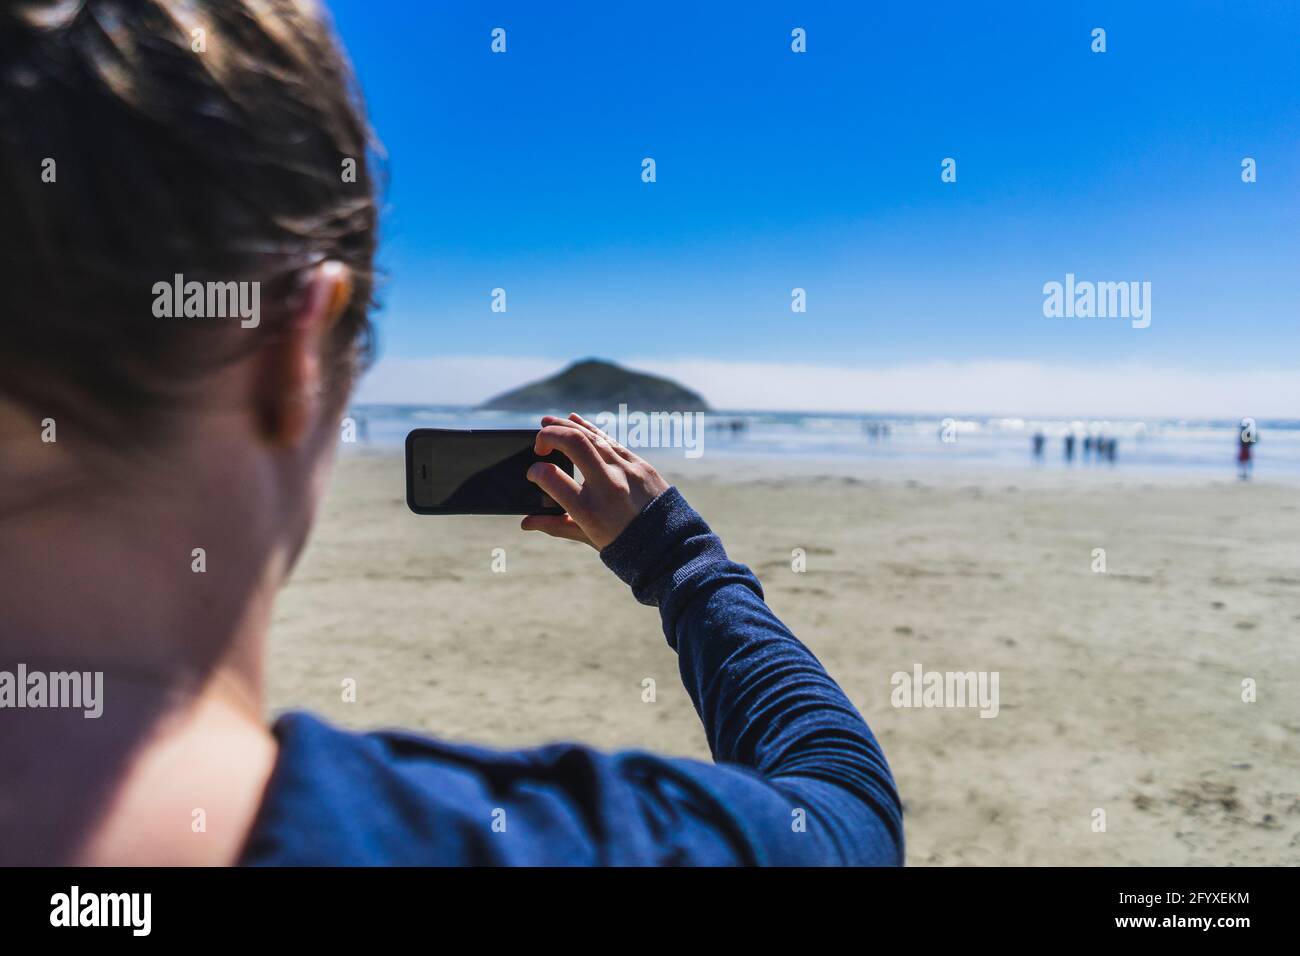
[0,0,380,447]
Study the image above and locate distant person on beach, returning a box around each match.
[0,0,900,866]
[1064,433,1076,463]
[1032,431,1045,462]
[1238,425,1256,480]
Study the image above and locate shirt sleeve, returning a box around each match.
[598,486,904,866]
[245,487,904,866]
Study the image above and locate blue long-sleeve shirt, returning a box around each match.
[240,487,903,865]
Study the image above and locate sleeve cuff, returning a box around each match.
[599,486,728,607]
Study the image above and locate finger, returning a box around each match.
[560,413,626,465]
[526,460,583,512]
[542,415,636,469]
[520,514,592,546]
[540,415,597,432]
[543,413,612,440]
[568,412,639,462]
[534,424,607,476]
[567,412,615,443]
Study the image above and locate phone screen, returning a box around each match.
[406,429,574,515]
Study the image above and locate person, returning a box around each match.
[1238,427,1255,480]
[1063,433,1075,463]
[0,0,901,866]
[1031,431,1045,462]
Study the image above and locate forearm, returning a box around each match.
[601,487,904,860]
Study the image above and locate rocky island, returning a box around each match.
[479,358,710,413]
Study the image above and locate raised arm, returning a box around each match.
[524,415,903,865]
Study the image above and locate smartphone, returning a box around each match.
[405,428,575,516]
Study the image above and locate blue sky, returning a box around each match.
[330,0,1299,414]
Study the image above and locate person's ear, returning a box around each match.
[254,261,353,447]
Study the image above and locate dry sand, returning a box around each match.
[269,451,1300,865]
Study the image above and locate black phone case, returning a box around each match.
[405,428,574,516]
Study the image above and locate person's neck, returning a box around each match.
[0,429,286,692]
[0,451,284,863]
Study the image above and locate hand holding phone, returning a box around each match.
[521,413,670,549]
[406,428,575,515]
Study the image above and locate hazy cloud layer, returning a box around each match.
[355,355,1299,420]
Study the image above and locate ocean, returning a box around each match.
[344,405,1300,478]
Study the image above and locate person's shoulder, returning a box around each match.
[240,711,529,865]
[241,711,707,865]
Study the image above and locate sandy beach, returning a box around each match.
[269,451,1300,865]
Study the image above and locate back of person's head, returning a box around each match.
[0,0,379,453]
